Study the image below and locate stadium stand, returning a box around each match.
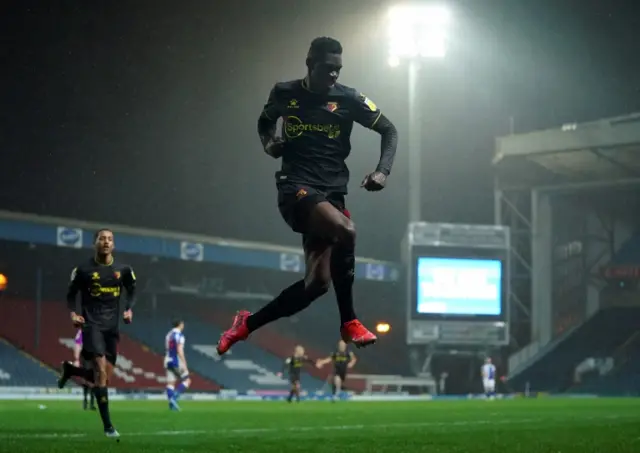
[568,319,640,396]
[507,307,640,392]
[198,300,408,382]
[0,298,219,391]
[495,113,640,394]
[267,304,408,375]
[608,235,640,265]
[0,337,60,386]
[127,301,327,393]
[0,211,405,395]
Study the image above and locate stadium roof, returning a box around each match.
[493,112,640,191]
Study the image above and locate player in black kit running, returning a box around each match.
[217,37,399,356]
[57,228,136,439]
[317,340,356,401]
[277,345,317,403]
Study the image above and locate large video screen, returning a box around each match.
[415,257,503,317]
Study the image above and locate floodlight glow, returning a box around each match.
[387,4,449,64]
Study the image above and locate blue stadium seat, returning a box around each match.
[123,307,326,393]
[610,235,640,264]
[571,334,640,396]
[509,307,640,392]
[0,338,61,387]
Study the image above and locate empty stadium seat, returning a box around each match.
[0,338,59,386]
[0,298,219,391]
[125,304,326,393]
[509,307,640,392]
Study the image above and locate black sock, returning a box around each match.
[83,386,89,404]
[93,387,113,430]
[246,280,310,332]
[331,243,357,325]
[287,389,294,402]
[331,383,336,396]
[90,388,95,406]
[68,364,94,383]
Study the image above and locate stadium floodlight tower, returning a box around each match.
[387,4,449,223]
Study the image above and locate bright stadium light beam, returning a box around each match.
[386,4,450,223]
[387,4,450,63]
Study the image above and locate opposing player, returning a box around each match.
[57,228,136,438]
[481,357,497,400]
[73,329,96,410]
[217,37,399,356]
[317,340,356,401]
[277,345,317,403]
[164,319,191,411]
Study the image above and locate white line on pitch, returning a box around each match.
[0,414,630,440]
[0,417,567,440]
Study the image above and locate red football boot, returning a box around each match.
[340,319,377,348]
[216,310,251,355]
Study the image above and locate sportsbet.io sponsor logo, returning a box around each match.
[284,116,340,139]
[180,241,204,262]
[56,226,83,249]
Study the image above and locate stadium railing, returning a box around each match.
[349,374,438,395]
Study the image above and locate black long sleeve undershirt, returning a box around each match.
[371,113,398,176]
[257,114,277,149]
[67,269,80,313]
[123,285,136,311]
[123,267,137,311]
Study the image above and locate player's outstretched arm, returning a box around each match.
[316,356,332,368]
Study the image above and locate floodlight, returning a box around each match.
[388,55,400,68]
[387,4,449,64]
[384,5,450,223]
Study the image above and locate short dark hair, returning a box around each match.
[94,228,113,242]
[172,319,184,328]
[307,37,342,64]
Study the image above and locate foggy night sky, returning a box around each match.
[2,0,640,260]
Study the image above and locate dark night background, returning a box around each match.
[2,0,640,261]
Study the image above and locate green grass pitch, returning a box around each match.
[0,398,638,452]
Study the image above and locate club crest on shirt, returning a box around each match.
[296,188,308,199]
[327,102,339,113]
[114,271,121,280]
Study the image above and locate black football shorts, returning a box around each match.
[277,183,349,240]
[81,325,119,366]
